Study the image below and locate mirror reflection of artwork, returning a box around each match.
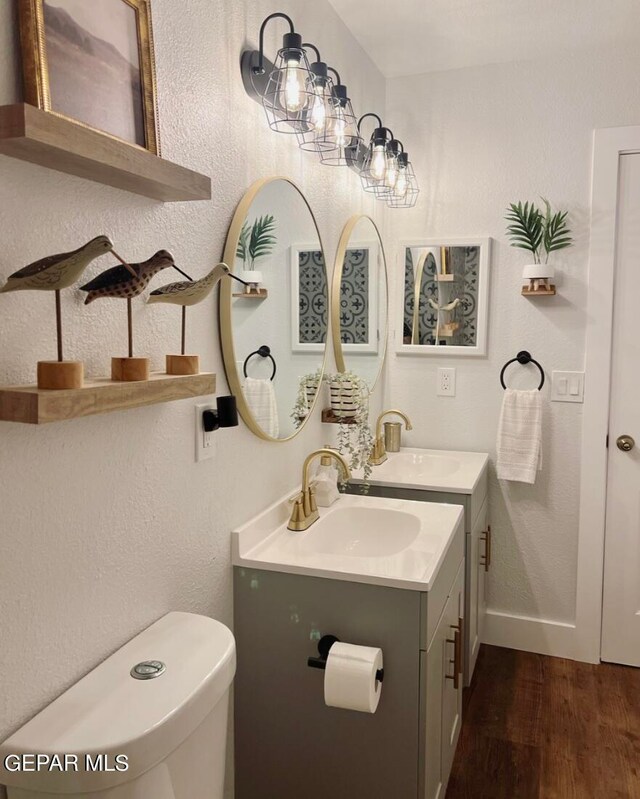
[400,240,490,356]
[332,217,388,390]
[19,0,159,152]
[222,179,328,441]
[295,250,328,346]
[339,249,370,345]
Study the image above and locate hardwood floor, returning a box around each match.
[446,645,640,799]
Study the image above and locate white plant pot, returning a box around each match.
[305,379,319,411]
[241,270,263,294]
[328,379,359,418]
[522,263,555,290]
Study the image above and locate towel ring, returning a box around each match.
[243,345,277,381]
[500,350,545,391]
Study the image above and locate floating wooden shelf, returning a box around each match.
[322,408,358,425]
[0,104,211,202]
[232,289,269,299]
[0,372,216,425]
[522,285,556,297]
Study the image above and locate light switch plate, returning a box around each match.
[195,403,217,462]
[437,367,456,397]
[551,371,585,403]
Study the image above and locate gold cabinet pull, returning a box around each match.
[480,525,492,572]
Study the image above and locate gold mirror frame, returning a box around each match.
[220,177,328,442]
[331,215,389,391]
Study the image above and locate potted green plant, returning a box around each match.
[326,371,375,481]
[291,369,323,428]
[505,198,572,292]
[236,214,277,294]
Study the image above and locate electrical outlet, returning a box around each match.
[195,403,217,462]
[437,367,456,397]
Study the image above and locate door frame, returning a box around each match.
[577,126,640,663]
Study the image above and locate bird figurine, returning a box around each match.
[0,235,124,389]
[80,250,188,382]
[147,262,248,375]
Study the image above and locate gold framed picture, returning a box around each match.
[18,0,160,154]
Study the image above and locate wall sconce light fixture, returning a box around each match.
[318,69,361,166]
[241,13,315,134]
[241,14,419,207]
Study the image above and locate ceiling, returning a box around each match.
[328,0,639,78]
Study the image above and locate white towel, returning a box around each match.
[496,389,543,484]
[244,377,279,438]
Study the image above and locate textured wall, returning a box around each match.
[385,46,640,630]
[0,0,386,784]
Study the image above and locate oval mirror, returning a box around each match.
[331,216,388,390]
[220,178,328,441]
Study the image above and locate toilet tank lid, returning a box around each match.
[0,612,236,795]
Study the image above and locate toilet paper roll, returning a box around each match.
[323,642,383,713]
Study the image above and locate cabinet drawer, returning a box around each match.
[419,515,465,651]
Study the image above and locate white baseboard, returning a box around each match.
[482,609,596,662]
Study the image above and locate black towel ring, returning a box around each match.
[243,345,277,381]
[500,350,545,391]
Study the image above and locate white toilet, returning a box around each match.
[0,612,236,799]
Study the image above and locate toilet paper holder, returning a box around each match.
[307,635,385,683]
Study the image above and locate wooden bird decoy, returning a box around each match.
[0,235,124,389]
[80,250,186,382]
[147,262,248,375]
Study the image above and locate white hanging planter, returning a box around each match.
[328,378,359,418]
[304,377,320,412]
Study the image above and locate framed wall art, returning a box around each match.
[18,0,160,153]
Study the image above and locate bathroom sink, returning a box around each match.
[352,448,489,494]
[301,505,420,557]
[232,494,463,591]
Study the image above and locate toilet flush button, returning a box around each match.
[131,660,166,680]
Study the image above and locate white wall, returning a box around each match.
[0,0,386,785]
[385,44,640,657]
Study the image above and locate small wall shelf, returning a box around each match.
[0,104,211,202]
[522,285,556,297]
[321,408,357,425]
[0,372,216,425]
[232,289,269,299]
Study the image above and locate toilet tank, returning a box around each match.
[0,612,236,798]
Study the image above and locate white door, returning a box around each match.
[601,153,640,666]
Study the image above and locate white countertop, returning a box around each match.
[351,448,489,494]
[232,492,464,592]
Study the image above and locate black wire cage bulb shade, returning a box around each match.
[360,124,397,195]
[295,45,337,151]
[318,73,361,166]
[387,152,420,208]
[243,13,317,134]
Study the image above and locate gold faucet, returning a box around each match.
[287,448,352,532]
[370,409,413,466]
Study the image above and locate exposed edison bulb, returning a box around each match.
[395,167,408,197]
[370,145,387,180]
[282,59,306,113]
[332,107,347,147]
[385,157,399,189]
[310,87,326,132]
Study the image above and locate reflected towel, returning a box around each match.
[496,389,543,484]
[244,377,279,438]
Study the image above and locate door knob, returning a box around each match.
[616,435,635,452]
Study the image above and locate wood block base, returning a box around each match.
[166,354,200,375]
[37,361,84,390]
[111,357,150,382]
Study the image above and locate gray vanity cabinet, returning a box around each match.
[233,522,465,799]
[348,465,489,687]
